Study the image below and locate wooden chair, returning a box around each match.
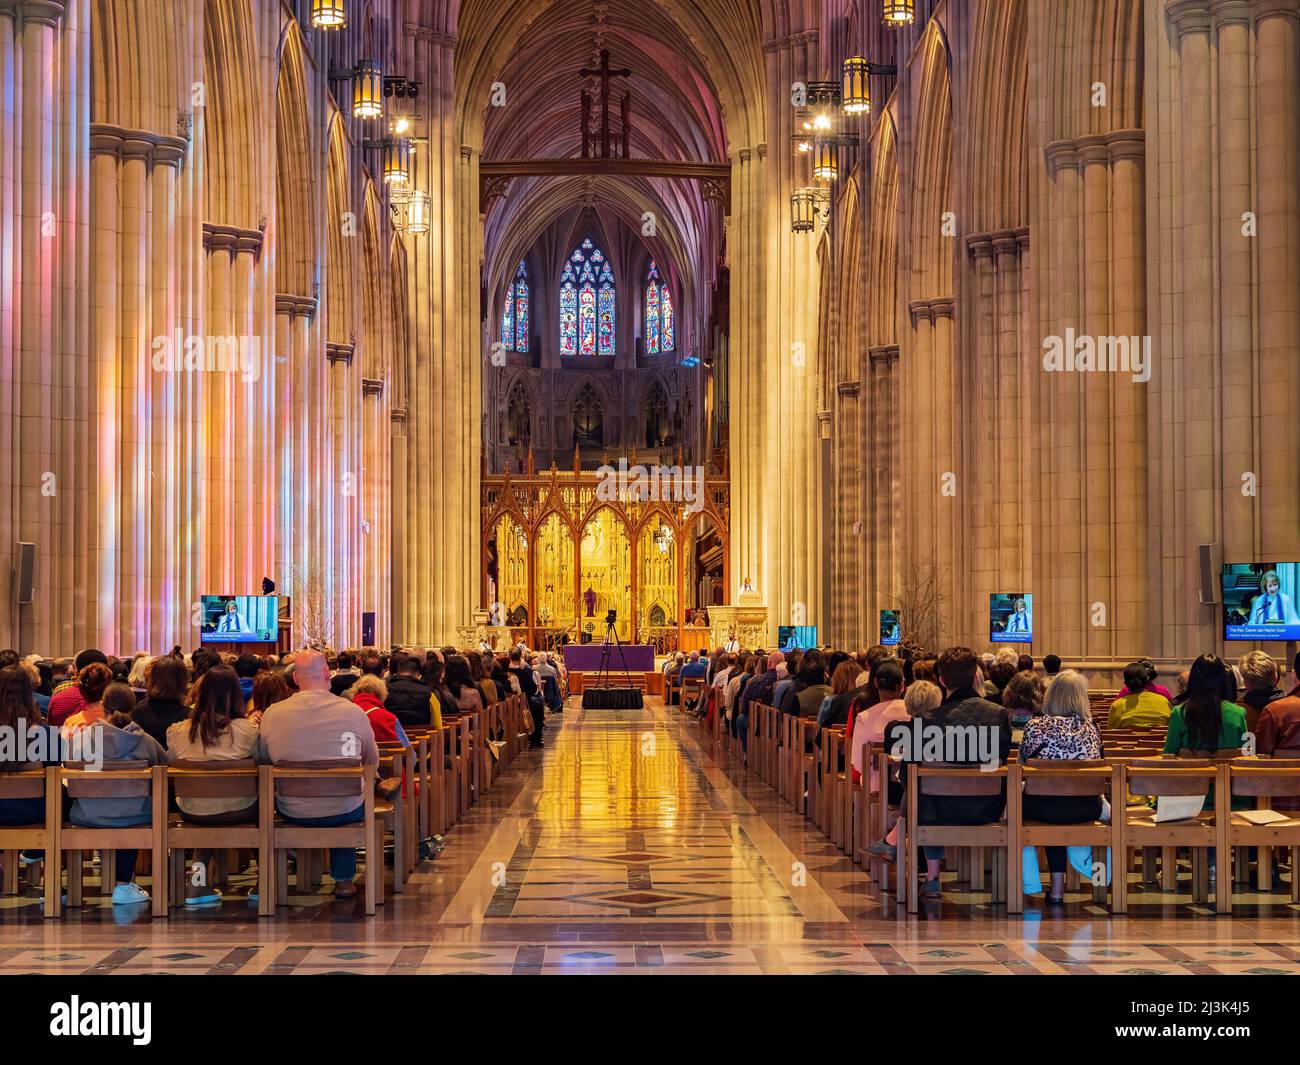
[264,760,378,915]
[903,762,1019,914]
[1014,760,1126,912]
[59,761,168,917]
[1120,759,1226,911]
[0,766,62,916]
[164,760,271,915]
[1223,759,1300,907]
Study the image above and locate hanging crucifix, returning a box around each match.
[579,48,632,160]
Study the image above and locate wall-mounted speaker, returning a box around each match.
[361,611,376,646]
[13,542,35,604]
[1198,542,1221,605]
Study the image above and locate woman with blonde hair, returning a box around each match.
[864,680,943,860]
[1020,669,1108,902]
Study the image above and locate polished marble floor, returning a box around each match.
[3,697,1300,975]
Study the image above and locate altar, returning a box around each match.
[562,643,656,672]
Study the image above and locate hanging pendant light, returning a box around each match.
[882,0,915,26]
[812,137,838,181]
[388,186,410,232]
[407,190,430,234]
[352,60,383,119]
[791,188,816,233]
[842,57,870,114]
[383,137,410,185]
[310,0,346,30]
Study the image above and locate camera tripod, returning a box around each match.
[594,615,634,692]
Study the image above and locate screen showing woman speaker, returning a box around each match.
[990,593,1032,642]
[199,594,279,643]
[879,610,901,646]
[1222,563,1300,641]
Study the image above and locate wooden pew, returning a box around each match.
[0,766,61,917]
[165,760,271,915]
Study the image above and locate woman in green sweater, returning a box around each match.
[1163,654,1247,756]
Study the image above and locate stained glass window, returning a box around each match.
[560,239,614,356]
[500,260,528,352]
[643,260,674,355]
[513,261,529,352]
[661,285,674,353]
[645,262,661,355]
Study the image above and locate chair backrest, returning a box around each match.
[1020,759,1113,797]
[1229,761,1300,798]
[917,764,1006,796]
[274,759,364,797]
[1125,758,1216,796]
[63,759,153,798]
[1177,747,1246,761]
[0,766,46,799]
[168,759,259,800]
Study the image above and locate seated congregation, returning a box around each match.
[677,641,1300,913]
[0,644,562,916]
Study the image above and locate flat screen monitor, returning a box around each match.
[990,592,1032,643]
[879,610,901,647]
[1222,562,1300,641]
[199,595,279,643]
[777,625,817,652]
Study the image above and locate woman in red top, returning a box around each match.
[346,674,403,742]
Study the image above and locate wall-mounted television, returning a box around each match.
[990,592,1032,643]
[777,625,818,651]
[199,595,279,643]
[879,610,901,647]
[1222,563,1300,641]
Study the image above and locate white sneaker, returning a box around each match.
[111,883,150,906]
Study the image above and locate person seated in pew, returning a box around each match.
[256,650,379,901]
[1115,658,1174,702]
[777,649,831,718]
[131,655,191,748]
[248,670,291,725]
[849,660,911,789]
[1002,670,1044,729]
[343,674,408,746]
[468,652,500,709]
[877,646,1011,900]
[446,655,485,716]
[0,667,49,830]
[1163,654,1247,757]
[1107,662,1172,730]
[64,681,168,907]
[59,663,114,738]
[1018,670,1108,903]
[166,664,260,905]
[384,652,435,729]
[862,679,945,859]
[1238,650,1284,733]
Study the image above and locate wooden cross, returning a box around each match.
[579,49,631,159]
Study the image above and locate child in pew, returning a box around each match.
[1018,670,1110,902]
[63,676,168,907]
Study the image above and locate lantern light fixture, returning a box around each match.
[883,0,915,25]
[382,137,411,185]
[406,190,430,234]
[811,136,838,181]
[310,0,346,30]
[352,59,382,119]
[842,57,870,114]
[791,186,830,233]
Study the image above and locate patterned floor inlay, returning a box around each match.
[3,697,1300,972]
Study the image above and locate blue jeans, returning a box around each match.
[276,804,365,882]
[735,713,748,753]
